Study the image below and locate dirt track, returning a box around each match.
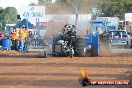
[0,51,131,88]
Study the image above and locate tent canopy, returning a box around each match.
[15,19,34,29]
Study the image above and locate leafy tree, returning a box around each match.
[55,0,66,3]
[29,2,37,6]
[38,0,44,5]
[2,7,18,27]
[99,0,132,19]
[38,0,53,5]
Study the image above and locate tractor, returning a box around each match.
[43,24,99,58]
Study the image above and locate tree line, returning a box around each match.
[38,0,132,19]
[100,0,132,19]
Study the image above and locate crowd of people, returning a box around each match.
[0,25,39,52]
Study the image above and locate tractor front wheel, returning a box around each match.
[70,49,74,58]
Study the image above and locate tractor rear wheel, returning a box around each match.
[75,38,87,56]
[90,46,98,57]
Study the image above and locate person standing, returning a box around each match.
[24,26,29,52]
[34,32,38,46]
[14,27,20,51]
[19,25,26,52]
[28,31,33,46]
[11,28,17,50]
[0,32,4,46]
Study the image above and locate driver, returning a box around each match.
[65,25,76,47]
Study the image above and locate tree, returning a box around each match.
[99,0,132,19]
[38,0,44,5]
[29,2,37,6]
[55,0,66,3]
[38,0,53,5]
[2,7,18,27]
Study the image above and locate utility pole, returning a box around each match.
[72,0,79,30]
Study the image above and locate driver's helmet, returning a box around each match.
[71,25,75,31]
[63,24,74,32]
[67,26,71,31]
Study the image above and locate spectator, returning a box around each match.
[25,26,28,40]
[15,26,21,51]
[11,28,17,50]
[24,26,29,52]
[34,32,38,46]
[28,31,33,46]
[0,32,4,46]
[19,25,27,52]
